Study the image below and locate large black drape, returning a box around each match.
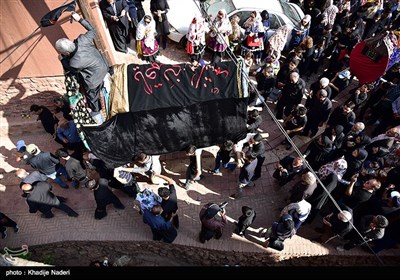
[127,61,241,111]
[82,61,248,168]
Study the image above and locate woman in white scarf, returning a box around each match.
[136,14,159,62]
[241,11,265,65]
[186,14,207,63]
[207,9,232,64]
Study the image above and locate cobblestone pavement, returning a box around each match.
[0,41,398,266]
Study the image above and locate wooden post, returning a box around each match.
[77,0,116,66]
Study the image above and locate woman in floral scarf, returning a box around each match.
[186,14,207,63]
[136,14,159,62]
[207,9,232,64]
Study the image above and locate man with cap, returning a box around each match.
[303,89,332,138]
[337,214,389,251]
[316,205,353,243]
[90,178,125,220]
[20,181,79,218]
[23,144,69,189]
[157,174,179,229]
[55,148,90,188]
[199,202,227,243]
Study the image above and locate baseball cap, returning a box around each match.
[337,210,352,222]
[339,70,351,79]
[16,140,26,152]
[26,144,40,155]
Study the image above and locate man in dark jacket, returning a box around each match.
[90,178,125,220]
[143,204,177,243]
[157,175,179,229]
[275,72,306,120]
[55,12,109,124]
[20,181,78,218]
[100,0,130,53]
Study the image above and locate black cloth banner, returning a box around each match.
[127,60,241,112]
[40,0,76,27]
[82,98,248,168]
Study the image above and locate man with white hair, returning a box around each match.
[55,12,108,124]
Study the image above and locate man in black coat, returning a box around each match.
[90,178,125,220]
[275,72,306,120]
[20,181,78,218]
[100,0,130,53]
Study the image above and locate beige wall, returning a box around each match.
[0,0,116,79]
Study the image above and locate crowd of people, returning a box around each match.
[2,0,400,259]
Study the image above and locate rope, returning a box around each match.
[194,0,385,265]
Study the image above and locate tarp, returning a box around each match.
[81,61,248,168]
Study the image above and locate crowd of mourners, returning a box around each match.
[1,0,400,258]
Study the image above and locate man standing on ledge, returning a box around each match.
[55,12,109,124]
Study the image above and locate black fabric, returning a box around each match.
[127,61,241,112]
[40,1,76,27]
[83,98,247,168]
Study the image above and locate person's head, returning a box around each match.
[342,101,355,114]
[262,66,273,79]
[21,183,33,193]
[288,59,299,70]
[323,23,333,33]
[289,72,300,84]
[297,106,307,117]
[55,148,69,159]
[151,205,163,215]
[55,38,76,56]
[317,89,328,101]
[241,206,253,217]
[248,109,259,119]
[320,77,329,88]
[244,52,254,66]
[143,15,152,25]
[385,127,400,138]
[303,36,313,49]
[26,144,40,156]
[186,145,197,156]
[222,140,234,151]
[337,210,352,222]
[16,139,26,152]
[15,169,29,179]
[280,214,295,231]
[301,171,316,185]
[29,104,42,114]
[53,97,65,108]
[363,178,381,192]
[251,133,263,143]
[158,187,171,199]
[292,157,304,168]
[106,0,115,4]
[372,215,389,229]
[244,151,257,162]
[133,152,149,164]
[260,10,269,21]
[301,14,311,26]
[351,122,365,133]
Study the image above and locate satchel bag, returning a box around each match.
[247,36,262,47]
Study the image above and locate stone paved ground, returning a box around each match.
[0,40,398,267]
